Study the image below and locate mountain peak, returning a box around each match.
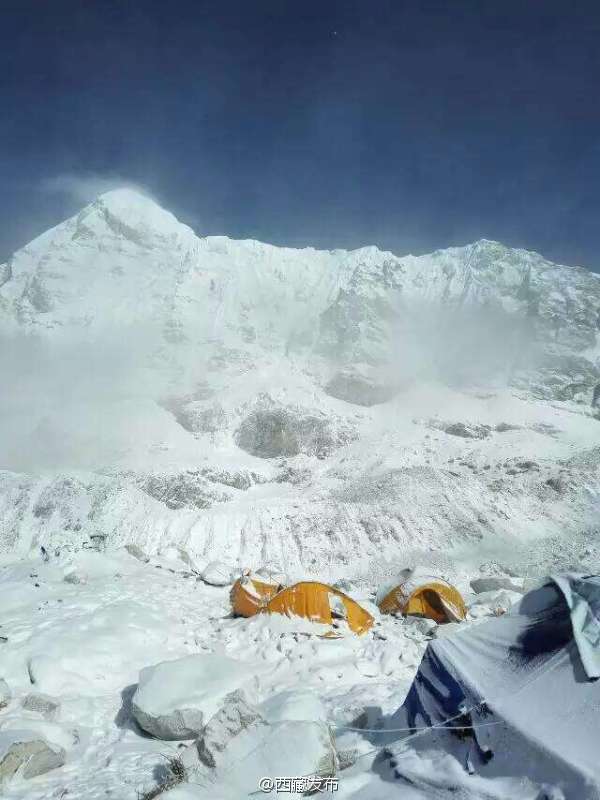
[76,187,193,243]
[95,186,159,211]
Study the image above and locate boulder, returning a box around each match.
[468,589,522,619]
[26,654,85,696]
[195,690,267,769]
[0,679,11,710]
[131,654,250,740]
[259,689,327,725]
[21,693,60,721]
[410,617,438,636]
[178,689,337,794]
[333,730,363,771]
[0,730,65,783]
[471,576,523,594]
[184,719,337,793]
[200,562,234,587]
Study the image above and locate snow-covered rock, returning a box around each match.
[26,654,86,696]
[124,543,149,563]
[185,719,337,793]
[0,730,65,783]
[63,571,87,585]
[20,693,60,721]
[259,689,327,725]
[470,576,524,594]
[131,654,250,740]
[0,678,11,709]
[468,589,523,618]
[194,689,267,769]
[254,565,288,587]
[200,562,234,587]
[410,617,438,636]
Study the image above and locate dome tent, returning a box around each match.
[230,569,285,618]
[265,581,374,636]
[380,574,600,797]
[377,567,466,623]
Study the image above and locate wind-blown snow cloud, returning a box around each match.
[0,328,183,473]
[39,173,156,205]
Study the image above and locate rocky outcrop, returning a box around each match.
[324,365,399,407]
[140,472,232,510]
[426,420,492,439]
[236,401,357,459]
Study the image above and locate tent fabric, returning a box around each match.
[230,571,283,618]
[552,573,600,679]
[378,571,466,623]
[384,576,600,798]
[265,581,374,636]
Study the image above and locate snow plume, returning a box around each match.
[0,327,193,473]
[39,173,157,206]
[388,300,540,390]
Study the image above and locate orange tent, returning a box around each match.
[378,571,466,624]
[230,570,284,618]
[265,581,374,636]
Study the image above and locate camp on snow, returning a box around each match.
[230,566,468,634]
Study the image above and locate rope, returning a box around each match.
[245,701,506,796]
[329,720,505,734]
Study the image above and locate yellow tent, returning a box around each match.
[265,581,374,636]
[377,570,466,624]
[230,569,284,618]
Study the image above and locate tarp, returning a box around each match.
[383,575,600,798]
[552,573,600,679]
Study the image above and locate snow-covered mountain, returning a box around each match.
[1,188,600,578]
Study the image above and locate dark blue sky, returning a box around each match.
[1,1,599,268]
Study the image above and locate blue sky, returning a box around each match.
[1,0,599,268]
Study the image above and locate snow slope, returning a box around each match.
[1,189,600,798]
[1,188,599,578]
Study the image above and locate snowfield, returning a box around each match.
[1,189,600,797]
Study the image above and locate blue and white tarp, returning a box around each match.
[383,575,600,799]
